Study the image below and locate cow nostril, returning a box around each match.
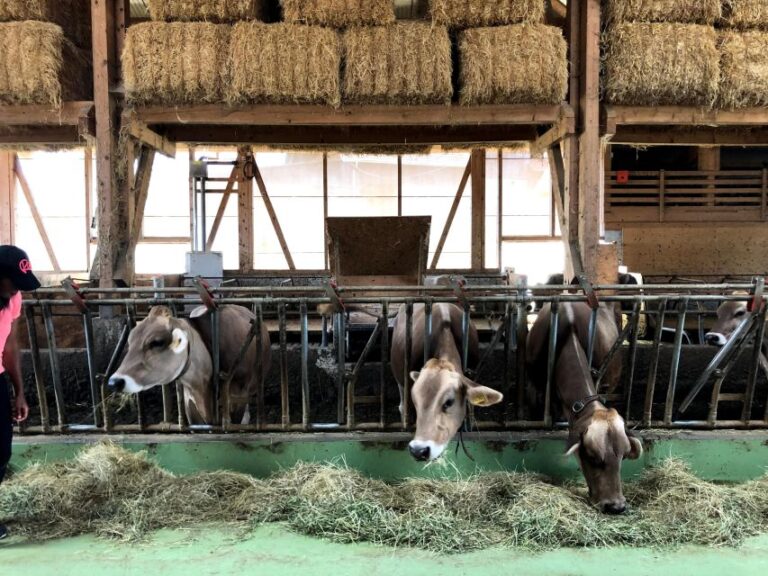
[108,377,125,392]
[409,444,430,461]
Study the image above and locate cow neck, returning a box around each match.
[555,356,604,426]
[434,327,463,375]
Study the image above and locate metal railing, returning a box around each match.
[13,281,768,436]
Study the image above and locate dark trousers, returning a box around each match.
[0,373,11,484]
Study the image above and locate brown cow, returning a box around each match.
[108,305,271,425]
[390,302,503,461]
[705,294,753,347]
[527,301,642,514]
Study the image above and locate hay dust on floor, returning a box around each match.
[1,443,767,553]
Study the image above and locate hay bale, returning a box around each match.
[0,22,91,106]
[229,23,341,106]
[146,0,265,23]
[430,0,545,27]
[603,0,721,24]
[719,31,768,108]
[723,0,768,30]
[123,22,230,105]
[458,24,567,105]
[0,0,91,48]
[603,23,719,107]
[282,0,395,27]
[342,23,452,105]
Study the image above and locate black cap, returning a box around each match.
[0,245,41,291]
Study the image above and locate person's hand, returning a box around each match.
[14,394,29,422]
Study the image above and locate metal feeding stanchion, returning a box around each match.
[193,276,221,427]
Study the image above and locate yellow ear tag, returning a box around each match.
[474,392,487,406]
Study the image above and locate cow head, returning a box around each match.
[705,294,749,347]
[108,306,191,394]
[566,407,643,514]
[407,358,503,461]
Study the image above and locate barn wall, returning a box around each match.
[620,223,768,276]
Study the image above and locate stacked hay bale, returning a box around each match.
[602,0,721,106]
[719,0,768,108]
[0,0,91,106]
[437,0,568,105]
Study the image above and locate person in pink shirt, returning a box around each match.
[0,245,40,540]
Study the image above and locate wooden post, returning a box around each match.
[84,147,93,270]
[91,0,127,286]
[323,153,329,269]
[0,152,13,244]
[576,0,602,280]
[497,150,503,270]
[698,147,720,207]
[471,149,486,269]
[238,152,254,272]
[127,147,156,259]
[659,169,666,223]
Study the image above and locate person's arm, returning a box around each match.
[3,321,28,422]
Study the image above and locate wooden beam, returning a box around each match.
[530,109,576,156]
[576,0,602,279]
[548,143,585,277]
[430,159,472,270]
[253,162,296,271]
[603,105,768,127]
[84,147,93,270]
[125,115,176,157]
[0,102,95,126]
[471,149,486,269]
[497,150,503,270]
[137,104,567,127]
[205,160,240,250]
[0,126,84,145]
[611,126,768,146]
[128,147,156,254]
[161,124,540,146]
[14,156,60,272]
[0,152,14,244]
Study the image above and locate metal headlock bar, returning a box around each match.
[12,283,768,436]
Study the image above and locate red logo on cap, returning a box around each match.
[19,259,32,274]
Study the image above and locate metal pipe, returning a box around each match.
[461,303,470,371]
[24,306,50,433]
[586,307,598,367]
[742,306,766,423]
[544,299,559,428]
[278,303,290,429]
[643,299,667,426]
[254,302,264,430]
[380,300,389,429]
[81,309,102,427]
[336,311,346,425]
[41,303,66,427]
[423,299,432,367]
[664,298,688,425]
[300,300,310,430]
[403,300,413,429]
[211,308,221,425]
[623,302,641,422]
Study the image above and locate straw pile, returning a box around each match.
[602,23,719,106]
[146,0,265,22]
[3,443,768,551]
[603,0,722,24]
[430,0,545,27]
[719,31,768,108]
[459,24,567,105]
[123,22,231,105]
[0,0,91,48]
[342,23,452,105]
[0,22,90,106]
[282,0,395,27]
[723,0,768,29]
[228,23,341,106]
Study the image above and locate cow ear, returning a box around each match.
[409,370,420,382]
[627,435,643,460]
[565,442,580,458]
[170,328,189,354]
[462,378,503,407]
[189,305,209,319]
[149,306,172,318]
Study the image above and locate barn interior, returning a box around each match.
[1,0,768,572]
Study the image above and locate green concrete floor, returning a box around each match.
[3,524,768,576]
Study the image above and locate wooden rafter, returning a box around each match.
[429,158,472,270]
[128,146,156,251]
[125,115,176,158]
[471,149,486,270]
[0,153,13,245]
[253,162,296,271]
[205,159,240,251]
[13,156,61,272]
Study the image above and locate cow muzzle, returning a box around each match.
[704,332,727,346]
[600,497,627,515]
[107,373,142,394]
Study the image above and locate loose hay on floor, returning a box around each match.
[458,24,568,105]
[123,22,230,105]
[146,0,265,22]
[603,23,719,107]
[229,22,341,106]
[0,0,91,48]
[603,0,722,25]
[723,0,768,29]
[2,443,768,552]
[0,21,91,106]
[719,31,768,108]
[342,23,452,105]
[282,0,395,27]
[430,0,545,27]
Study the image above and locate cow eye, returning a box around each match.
[735,310,746,318]
[442,397,455,411]
[148,339,166,350]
